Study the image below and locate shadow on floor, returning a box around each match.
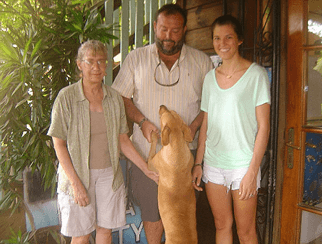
[196,188,216,244]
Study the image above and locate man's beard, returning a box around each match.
[155,36,184,56]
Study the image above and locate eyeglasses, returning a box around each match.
[82,59,108,68]
[154,58,180,87]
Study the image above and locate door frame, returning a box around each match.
[280,0,304,241]
[280,0,322,243]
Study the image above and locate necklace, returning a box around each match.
[220,64,240,79]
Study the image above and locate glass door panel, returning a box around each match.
[301,3,322,243]
[303,132,322,208]
[300,210,322,244]
[307,0,322,46]
[306,50,322,127]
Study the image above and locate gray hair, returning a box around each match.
[77,40,108,61]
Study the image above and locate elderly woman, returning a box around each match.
[48,40,158,244]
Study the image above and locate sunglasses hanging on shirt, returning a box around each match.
[154,54,180,87]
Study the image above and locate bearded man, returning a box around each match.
[112,4,213,244]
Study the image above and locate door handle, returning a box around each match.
[285,142,301,150]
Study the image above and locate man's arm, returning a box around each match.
[122,97,159,143]
[122,97,145,124]
[189,111,204,140]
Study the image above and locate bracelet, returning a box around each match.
[194,163,202,168]
[139,117,148,129]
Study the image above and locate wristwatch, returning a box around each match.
[138,117,148,129]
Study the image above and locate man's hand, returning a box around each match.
[141,120,160,143]
[189,124,197,141]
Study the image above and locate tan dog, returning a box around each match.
[148,105,197,244]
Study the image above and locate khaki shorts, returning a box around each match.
[202,164,261,192]
[58,168,126,237]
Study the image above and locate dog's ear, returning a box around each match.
[182,124,193,142]
[161,126,171,146]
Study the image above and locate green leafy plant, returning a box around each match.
[313,51,322,76]
[0,0,117,236]
[0,229,31,244]
[0,227,69,244]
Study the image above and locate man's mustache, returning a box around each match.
[161,39,175,45]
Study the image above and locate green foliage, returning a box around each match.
[313,51,322,76]
[0,229,31,244]
[0,227,68,244]
[47,229,68,244]
[0,0,116,226]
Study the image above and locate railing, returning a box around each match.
[104,0,174,86]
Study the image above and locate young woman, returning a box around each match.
[192,15,270,244]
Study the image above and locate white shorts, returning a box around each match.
[202,164,261,192]
[58,168,126,237]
